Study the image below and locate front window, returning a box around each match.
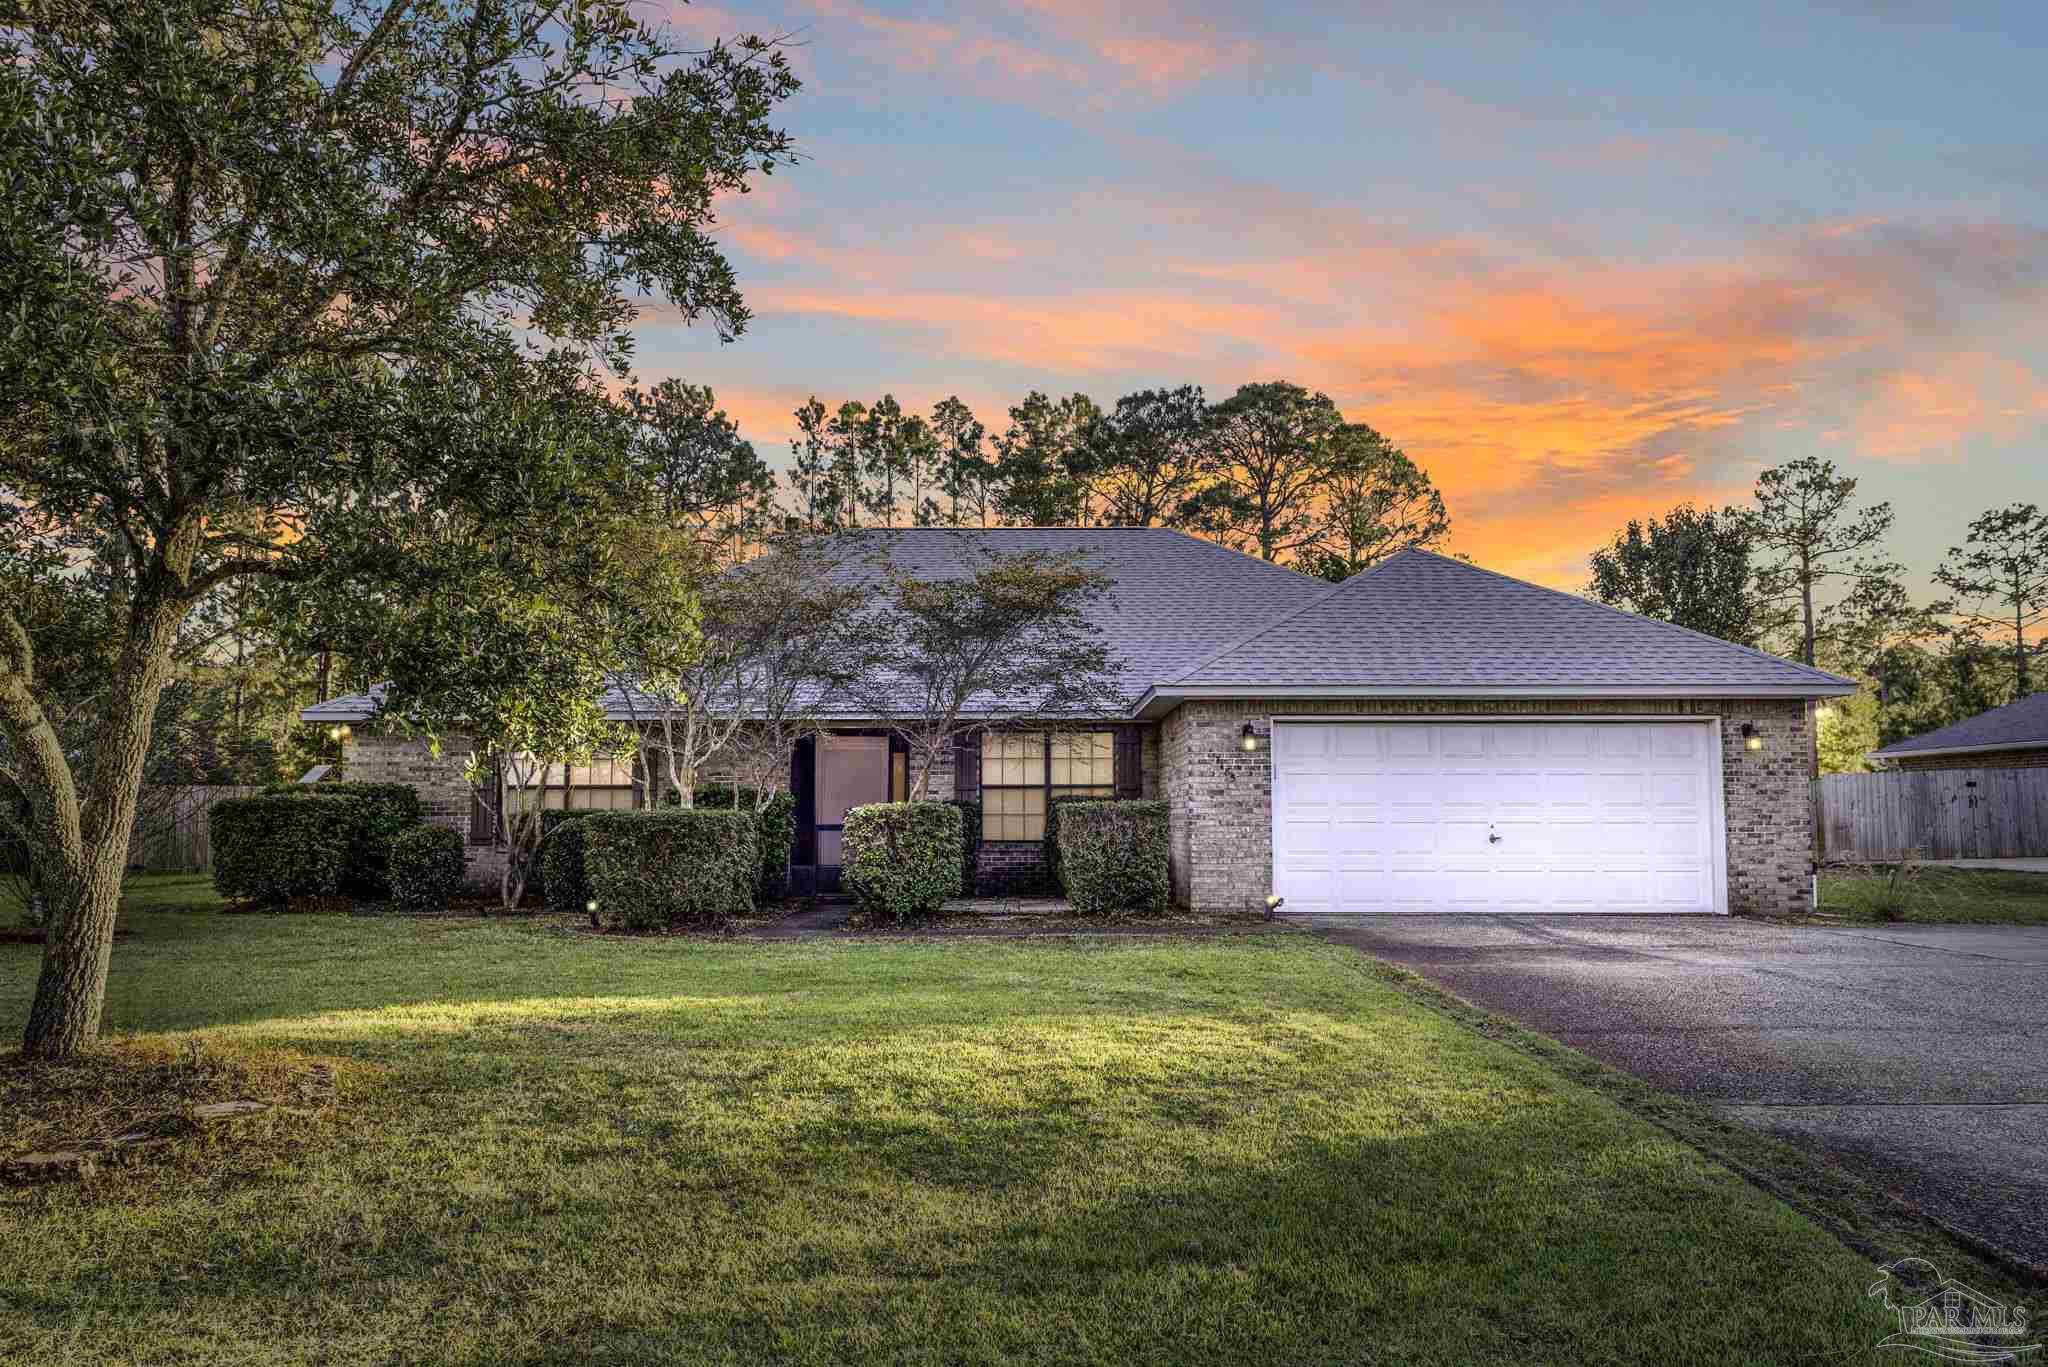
[511,756,638,814]
[981,731,1114,842]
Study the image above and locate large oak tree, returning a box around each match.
[0,0,796,1055]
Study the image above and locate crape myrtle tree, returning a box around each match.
[597,529,880,809]
[1934,502,2048,696]
[0,0,797,1056]
[859,544,1122,801]
[1587,504,1771,645]
[695,537,883,808]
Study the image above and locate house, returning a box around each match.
[301,529,1857,916]
[1870,692,2048,771]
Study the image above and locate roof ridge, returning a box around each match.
[1394,548,1858,689]
[835,524,1322,583]
[1160,549,1412,686]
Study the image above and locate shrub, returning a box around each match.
[540,811,594,918]
[211,794,358,904]
[689,786,797,903]
[842,802,962,924]
[1043,793,1111,893]
[1056,801,1169,917]
[944,799,982,898]
[389,825,466,911]
[582,809,757,930]
[264,781,423,897]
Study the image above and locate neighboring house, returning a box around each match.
[1869,693,2048,771]
[302,529,1856,916]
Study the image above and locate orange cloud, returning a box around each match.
[1852,353,2048,461]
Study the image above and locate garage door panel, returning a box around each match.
[1272,721,1721,915]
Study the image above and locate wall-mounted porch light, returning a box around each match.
[326,723,352,743]
[1239,722,1262,753]
[1813,704,1835,724]
[1741,723,1763,752]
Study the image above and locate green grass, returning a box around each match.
[1819,864,2048,924]
[0,878,1905,1365]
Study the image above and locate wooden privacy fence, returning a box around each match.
[125,785,260,872]
[1815,768,2048,862]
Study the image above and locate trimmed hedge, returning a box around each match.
[389,825,466,911]
[582,809,757,930]
[1055,801,1169,917]
[211,794,358,904]
[843,801,962,924]
[1044,793,1111,893]
[540,810,594,918]
[264,781,423,897]
[688,786,796,903]
[943,799,982,898]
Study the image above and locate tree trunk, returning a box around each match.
[1799,555,1816,667]
[2017,603,2030,696]
[20,850,125,1056]
[19,525,197,1057]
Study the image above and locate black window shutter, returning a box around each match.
[791,736,816,866]
[955,729,982,800]
[1114,725,1143,799]
[469,756,501,845]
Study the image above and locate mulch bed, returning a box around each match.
[1,1038,363,1197]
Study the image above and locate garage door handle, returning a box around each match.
[1488,832,1502,844]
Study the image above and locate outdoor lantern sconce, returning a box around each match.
[326,723,352,743]
[1239,722,1262,753]
[1742,723,1763,752]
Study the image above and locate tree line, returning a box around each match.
[1586,457,2048,768]
[667,379,1453,583]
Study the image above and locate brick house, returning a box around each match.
[302,530,1856,916]
[1869,692,2048,771]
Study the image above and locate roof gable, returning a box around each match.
[1873,691,2048,757]
[1153,548,1855,699]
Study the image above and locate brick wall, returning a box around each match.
[341,729,502,889]
[343,730,475,834]
[347,721,1159,896]
[1891,748,2048,770]
[1159,697,1816,917]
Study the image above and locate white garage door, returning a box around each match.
[1272,720,1724,915]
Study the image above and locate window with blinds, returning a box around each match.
[980,731,1115,842]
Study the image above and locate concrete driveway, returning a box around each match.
[1311,914,2048,1269]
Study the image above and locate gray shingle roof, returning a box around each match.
[302,535,1855,724]
[302,529,1329,723]
[1145,548,1855,703]
[806,528,1330,711]
[1872,692,2048,758]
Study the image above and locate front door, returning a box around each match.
[814,733,894,893]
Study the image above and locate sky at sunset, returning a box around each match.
[642,0,2048,590]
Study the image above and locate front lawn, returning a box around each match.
[1819,864,2048,924]
[2,882,1897,1364]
